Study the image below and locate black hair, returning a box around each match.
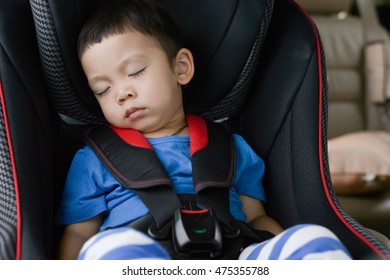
[77,0,182,67]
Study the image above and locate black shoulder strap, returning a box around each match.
[84,126,181,229]
[187,115,236,191]
[186,115,237,230]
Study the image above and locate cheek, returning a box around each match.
[97,99,116,117]
[147,66,178,92]
[148,87,180,108]
[152,74,181,101]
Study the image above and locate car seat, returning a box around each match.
[1,0,390,260]
[295,0,390,241]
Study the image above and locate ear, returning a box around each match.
[175,48,195,85]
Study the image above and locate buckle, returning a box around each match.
[172,208,223,259]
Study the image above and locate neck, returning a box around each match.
[142,116,188,138]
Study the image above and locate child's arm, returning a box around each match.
[240,194,284,235]
[57,213,104,259]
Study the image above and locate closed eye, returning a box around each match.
[95,87,110,96]
[129,67,146,78]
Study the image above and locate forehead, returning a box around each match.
[81,31,161,61]
[80,31,171,81]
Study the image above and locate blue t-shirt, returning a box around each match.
[57,134,266,231]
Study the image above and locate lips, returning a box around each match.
[125,107,144,120]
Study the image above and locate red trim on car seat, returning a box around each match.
[0,80,22,260]
[186,114,208,157]
[295,4,387,260]
[181,209,209,214]
[110,126,153,150]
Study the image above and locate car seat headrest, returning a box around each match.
[30,0,274,124]
[295,0,354,15]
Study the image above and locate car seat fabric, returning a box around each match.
[0,0,55,259]
[29,0,106,125]
[0,83,19,260]
[1,0,390,259]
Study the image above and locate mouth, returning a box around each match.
[125,107,145,120]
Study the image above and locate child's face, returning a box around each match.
[81,31,191,134]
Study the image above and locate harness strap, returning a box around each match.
[84,115,238,237]
[187,115,237,232]
[83,115,270,259]
[84,126,181,229]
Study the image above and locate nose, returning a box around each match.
[116,87,136,104]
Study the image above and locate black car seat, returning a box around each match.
[295,0,390,242]
[1,0,390,260]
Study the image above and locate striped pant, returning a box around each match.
[78,224,352,260]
